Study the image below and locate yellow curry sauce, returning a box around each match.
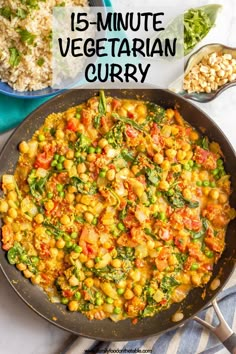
[0,92,235,322]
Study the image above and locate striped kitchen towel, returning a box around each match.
[65,269,236,354]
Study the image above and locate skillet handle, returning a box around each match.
[194,299,236,354]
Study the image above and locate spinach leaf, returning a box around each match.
[89,265,130,283]
[145,167,161,185]
[27,170,50,199]
[43,222,65,238]
[160,276,179,293]
[112,113,146,133]
[116,246,135,261]
[197,136,209,150]
[105,121,125,148]
[0,6,12,19]
[94,90,106,128]
[146,102,166,124]
[70,176,97,195]
[141,305,156,317]
[164,189,199,209]
[121,149,135,162]
[74,133,91,152]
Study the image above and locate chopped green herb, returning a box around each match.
[9,47,21,67]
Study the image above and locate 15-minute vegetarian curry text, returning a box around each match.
[0,92,235,322]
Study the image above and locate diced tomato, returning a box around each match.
[62,289,74,298]
[1,224,14,250]
[66,117,80,132]
[40,242,50,259]
[174,234,188,252]
[111,99,121,111]
[127,111,134,118]
[34,145,55,169]
[205,237,223,253]
[41,273,51,285]
[135,258,145,268]
[81,109,92,127]
[194,146,217,170]
[159,228,171,241]
[126,125,139,138]
[123,211,139,228]
[156,259,168,272]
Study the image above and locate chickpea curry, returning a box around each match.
[0,91,235,322]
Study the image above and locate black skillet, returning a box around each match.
[0,89,236,351]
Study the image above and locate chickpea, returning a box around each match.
[147,240,155,249]
[64,159,73,170]
[65,193,75,203]
[68,186,77,194]
[106,169,116,181]
[186,151,193,160]
[31,275,41,285]
[165,149,177,160]
[0,200,8,213]
[60,215,70,225]
[19,141,29,154]
[159,180,170,191]
[189,130,199,141]
[86,259,95,268]
[66,150,74,159]
[77,163,86,174]
[166,108,175,119]
[34,213,44,224]
[84,212,94,223]
[57,250,65,260]
[44,200,54,211]
[183,188,192,200]
[8,207,17,219]
[93,278,100,288]
[98,138,108,149]
[111,259,122,268]
[199,170,209,181]
[3,216,13,224]
[154,153,164,165]
[50,248,58,258]
[209,189,219,200]
[133,284,143,296]
[7,191,17,201]
[124,289,134,300]
[203,187,211,196]
[117,280,127,288]
[79,253,88,263]
[68,300,79,312]
[161,160,171,171]
[172,164,182,173]
[8,200,17,209]
[84,277,94,288]
[136,104,147,117]
[171,126,179,135]
[23,269,33,279]
[16,263,27,271]
[14,232,22,242]
[191,274,201,286]
[129,269,141,282]
[69,275,79,287]
[56,238,66,249]
[56,129,64,139]
[80,173,89,182]
[218,193,228,204]
[177,150,186,161]
[131,165,139,175]
[181,142,191,151]
[87,153,96,162]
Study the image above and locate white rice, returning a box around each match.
[0,0,88,91]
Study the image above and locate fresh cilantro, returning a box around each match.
[9,47,21,67]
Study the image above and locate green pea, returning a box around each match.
[205,250,214,258]
[31,256,39,264]
[217,159,223,167]
[106,297,114,304]
[183,164,191,171]
[71,232,78,239]
[96,298,104,306]
[95,257,101,263]
[99,169,106,178]
[75,113,81,119]
[56,163,63,171]
[156,191,162,197]
[58,155,65,163]
[56,184,63,192]
[47,192,53,198]
[61,297,69,305]
[74,292,81,300]
[74,245,83,253]
[210,181,216,188]
[117,222,125,231]
[117,288,125,295]
[108,138,113,144]
[88,146,96,154]
[66,241,73,248]
[75,151,81,158]
[167,189,174,196]
[54,154,60,160]
[51,160,57,167]
[203,180,209,187]
[95,146,102,154]
[212,168,219,176]
[150,195,157,204]
[188,160,194,167]
[113,307,121,314]
[196,181,202,187]
[190,263,199,271]
[38,134,45,142]
[147,287,155,295]
[20,254,28,262]
[159,212,166,221]
[92,217,98,225]
[59,191,65,198]
[64,234,71,242]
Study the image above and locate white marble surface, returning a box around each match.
[0,0,236,353]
